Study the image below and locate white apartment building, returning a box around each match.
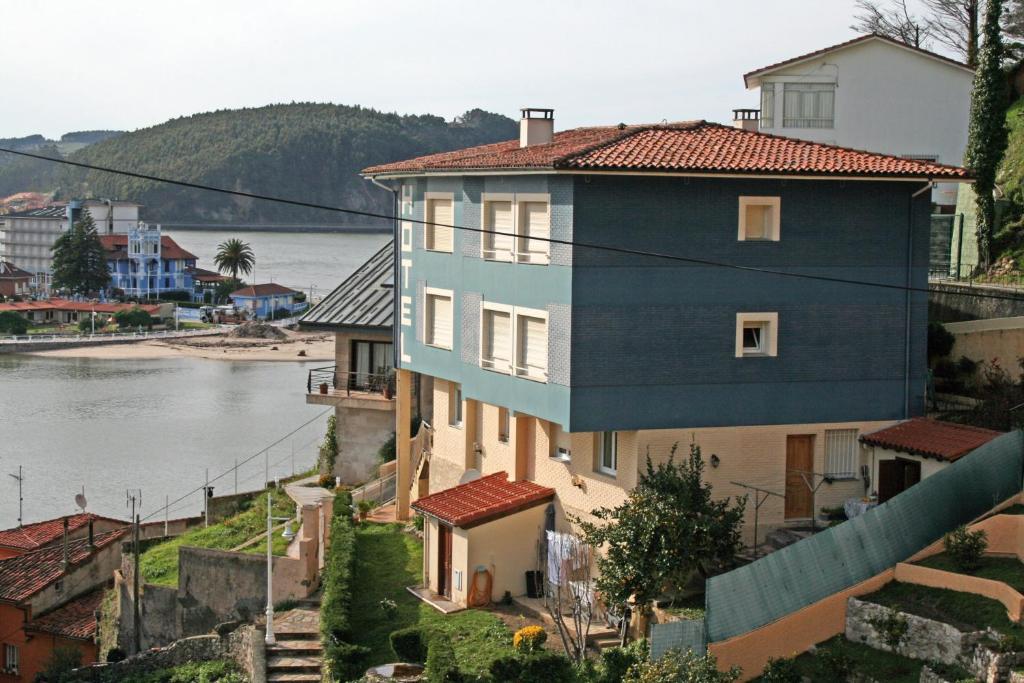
[740,34,974,209]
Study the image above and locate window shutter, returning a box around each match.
[518,201,550,262]
[483,309,511,370]
[428,199,454,252]
[518,315,548,378]
[428,294,452,348]
[485,201,514,258]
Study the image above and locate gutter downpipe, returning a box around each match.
[907,181,933,417]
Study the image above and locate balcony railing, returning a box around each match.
[307,365,395,400]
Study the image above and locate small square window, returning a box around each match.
[449,383,463,428]
[738,197,780,242]
[736,313,778,357]
[742,323,765,354]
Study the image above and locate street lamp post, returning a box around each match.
[264,492,296,645]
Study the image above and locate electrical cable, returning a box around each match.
[0,145,1016,304]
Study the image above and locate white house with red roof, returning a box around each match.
[740,33,974,209]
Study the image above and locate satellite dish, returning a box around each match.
[458,469,481,485]
[75,493,88,512]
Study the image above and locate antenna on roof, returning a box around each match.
[8,466,22,527]
[75,487,88,513]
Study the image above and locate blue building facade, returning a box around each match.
[229,283,305,319]
[101,232,197,298]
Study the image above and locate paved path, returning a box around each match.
[283,479,335,508]
[267,602,322,682]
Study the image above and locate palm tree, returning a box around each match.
[213,239,255,281]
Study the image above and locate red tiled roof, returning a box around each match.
[363,121,970,180]
[230,283,298,298]
[188,267,231,283]
[412,472,554,528]
[26,589,104,640]
[0,513,126,552]
[98,234,198,261]
[743,33,973,87]
[860,418,1002,462]
[0,299,160,315]
[0,529,127,603]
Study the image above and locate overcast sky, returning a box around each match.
[2,0,947,139]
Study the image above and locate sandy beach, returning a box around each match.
[25,328,335,362]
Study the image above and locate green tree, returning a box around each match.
[623,649,741,683]
[213,238,255,281]
[51,212,110,294]
[577,443,746,619]
[114,306,155,329]
[966,0,1011,268]
[0,311,28,335]
[319,414,339,474]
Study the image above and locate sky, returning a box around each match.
[1,0,948,139]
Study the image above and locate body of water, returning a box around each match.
[163,229,389,298]
[0,354,331,528]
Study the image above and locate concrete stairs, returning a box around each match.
[735,527,817,564]
[266,602,322,683]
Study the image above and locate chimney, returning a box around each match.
[520,108,554,147]
[88,517,95,548]
[732,109,760,132]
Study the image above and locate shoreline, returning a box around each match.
[23,329,335,362]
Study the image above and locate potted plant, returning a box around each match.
[357,499,374,521]
[319,382,329,394]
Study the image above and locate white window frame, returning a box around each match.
[449,383,463,428]
[824,429,859,479]
[782,82,835,129]
[514,306,549,383]
[479,301,514,374]
[424,192,455,253]
[735,312,778,358]
[423,286,454,351]
[497,407,510,443]
[4,643,18,675]
[759,84,775,129]
[738,197,781,242]
[597,432,618,476]
[480,193,515,262]
[514,193,551,265]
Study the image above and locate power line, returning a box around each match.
[0,145,1017,303]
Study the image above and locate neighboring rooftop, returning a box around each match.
[26,589,104,640]
[743,33,974,88]
[0,299,161,315]
[363,120,970,179]
[411,472,554,529]
[187,266,231,283]
[0,206,66,219]
[0,529,127,603]
[300,241,393,332]
[0,513,126,552]
[0,261,33,280]
[860,418,1003,462]
[230,283,299,298]
[98,234,198,261]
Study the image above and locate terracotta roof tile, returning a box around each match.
[0,529,127,603]
[98,234,198,261]
[0,513,126,552]
[230,283,299,298]
[412,472,554,528]
[860,418,1002,462]
[363,121,969,180]
[26,589,104,640]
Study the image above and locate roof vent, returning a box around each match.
[520,108,554,148]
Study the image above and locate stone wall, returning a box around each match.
[930,282,1024,323]
[846,598,985,666]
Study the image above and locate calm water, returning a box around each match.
[0,232,391,528]
[163,229,389,298]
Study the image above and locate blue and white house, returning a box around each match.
[229,283,304,319]
[362,109,972,609]
[101,226,197,298]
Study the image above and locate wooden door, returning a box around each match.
[878,458,922,503]
[437,524,453,599]
[785,435,815,520]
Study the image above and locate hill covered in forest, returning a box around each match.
[1,104,518,225]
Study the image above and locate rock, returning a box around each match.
[270,346,278,351]
[226,321,286,340]
[297,349,307,357]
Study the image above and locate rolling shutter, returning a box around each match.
[427,199,454,252]
[517,314,548,379]
[427,293,453,348]
[483,308,511,370]
[485,201,514,259]
[518,201,550,262]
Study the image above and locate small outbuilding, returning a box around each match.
[229,283,301,320]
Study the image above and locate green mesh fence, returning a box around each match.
[650,619,706,659]
[705,430,1024,643]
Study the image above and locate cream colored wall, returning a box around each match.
[428,380,471,493]
[466,505,548,603]
[451,527,470,606]
[424,517,439,594]
[946,317,1024,380]
[868,445,948,497]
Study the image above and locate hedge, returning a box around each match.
[390,626,428,663]
[426,637,462,683]
[320,491,367,680]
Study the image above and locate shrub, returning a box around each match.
[390,626,428,663]
[0,311,28,335]
[114,307,154,329]
[105,647,126,663]
[623,649,740,683]
[944,525,989,571]
[928,321,955,364]
[868,608,909,654]
[597,639,649,683]
[413,514,425,531]
[489,656,523,683]
[357,498,375,517]
[814,647,853,680]
[320,501,362,680]
[333,490,353,519]
[324,641,371,681]
[520,652,577,683]
[318,473,335,489]
[760,656,801,682]
[513,625,547,654]
[426,636,463,683]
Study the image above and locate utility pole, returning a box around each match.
[126,489,142,654]
[234,458,238,495]
[204,468,210,528]
[8,466,22,527]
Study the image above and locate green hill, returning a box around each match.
[18,104,515,225]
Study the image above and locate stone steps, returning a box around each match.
[267,639,322,655]
[266,673,321,682]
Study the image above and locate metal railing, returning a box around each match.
[351,473,397,506]
[306,366,396,399]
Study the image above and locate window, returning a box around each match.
[350,340,394,388]
[449,383,463,427]
[498,407,510,443]
[598,432,618,476]
[735,312,778,358]
[424,288,453,350]
[783,83,835,129]
[425,194,454,252]
[825,429,859,479]
[482,197,514,261]
[515,309,548,382]
[516,200,550,264]
[551,424,572,461]
[480,304,513,373]
[738,197,780,241]
[760,84,775,128]
[4,644,18,675]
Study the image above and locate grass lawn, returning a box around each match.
[139,487,294,586]
[348,523,517,675]
[862,581,1022,638]
[781,636,924,683]
[916,553,1024,594]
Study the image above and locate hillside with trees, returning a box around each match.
[27,104,514,225]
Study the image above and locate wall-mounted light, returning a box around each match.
[710,454,720,468]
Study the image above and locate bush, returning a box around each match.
[944,525,989,571]
[928,321,955,364]
[333,490,353,519]
[324,641,371,681]
[114,307,155,329]
[520,652,577,683]
[390,626,428,663]
[760,656,801,682]
[489,656,523,682]
[426,636,463,683]
[318,473,335,489]
[320,499,363,680]
[597,640,649,683]
[0,311,28,335]
[105,647,126,663]
[623,649,740,683]
[513,625,547,654]
[814,647,853,680]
